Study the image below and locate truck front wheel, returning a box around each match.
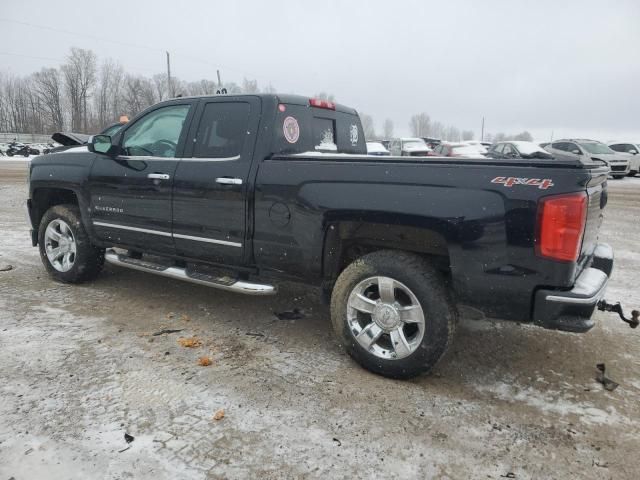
[38,204,105,283]
[330,250,457,379]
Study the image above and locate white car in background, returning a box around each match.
[608,142,640,176]
[387,137,432,157]
[366,141,391,156]
[462,140,491,154]
[544,139,630,179]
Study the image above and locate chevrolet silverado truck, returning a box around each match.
[27,94,623,378]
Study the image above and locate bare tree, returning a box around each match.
[360,113,376,140]
[409,113,431,137]
[461,130,474,141]
[242,78,259,93]
[32,68,64,132]
[512,131,533,141]
[430,121,444,140]
[489,131,533,142]
[382,118,394,139]
[444,126,461,142]
[95,59,124,129]
[0,46,273,135]
[61,48,97,132]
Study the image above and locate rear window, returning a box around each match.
[273,102,366,155]
[313,117,337,151]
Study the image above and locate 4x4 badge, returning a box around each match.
[491,177,554,190]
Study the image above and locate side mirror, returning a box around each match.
[629,149,638,155]
[88,135,112,154]
[572,149,581,155]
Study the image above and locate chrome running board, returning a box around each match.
[104,249,276,295]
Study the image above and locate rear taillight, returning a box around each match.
[309,98,336,110]
[536,192,588,262]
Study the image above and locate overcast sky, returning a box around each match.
[2,0,639,140]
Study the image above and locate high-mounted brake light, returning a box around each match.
[536,192,588,262]
[309,98,336,110]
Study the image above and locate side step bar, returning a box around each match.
[104,249,276,295]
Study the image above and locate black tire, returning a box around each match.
[38,204,105,283]
[330,250,458,379]
[628,171,637,177]
[612,175,625,180]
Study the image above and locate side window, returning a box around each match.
[568,143,581,154]
[492,143,504,154]
[503,144,513,156]
[609,144,623,152]
[552,142,567,151]
[123,104,190,157]
[193,102,250,158]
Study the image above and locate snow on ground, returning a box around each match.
[0,167,638,479]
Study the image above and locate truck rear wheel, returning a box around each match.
[38,204,105,283]
[330,250,457,379]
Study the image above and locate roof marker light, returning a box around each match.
[309,98,336,110]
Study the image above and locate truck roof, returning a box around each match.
[168,93,358,115]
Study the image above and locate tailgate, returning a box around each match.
[578,166,609,271]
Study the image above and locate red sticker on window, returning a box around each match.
[283,116,300,144]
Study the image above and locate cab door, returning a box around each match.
[172,97,260,265]
[89,101,195,254]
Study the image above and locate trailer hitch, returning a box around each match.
[597,300,639,329]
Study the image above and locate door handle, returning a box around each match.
[215,177,243,185]
[147,173,170,180]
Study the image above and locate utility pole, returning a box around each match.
[216,70,222,87]
[481,117,485,142]
[166,51,173,98]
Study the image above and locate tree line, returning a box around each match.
[0,47,274,135]
[0,47,534,144]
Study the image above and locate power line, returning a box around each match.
[0,17,164,53]
[0,51,63,62]
[0,17,271,84]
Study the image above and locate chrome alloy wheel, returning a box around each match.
[346,276,425,360]
[44,219,77,272]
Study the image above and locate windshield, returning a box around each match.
[579,142,615,155]
[512,141,548,155]
[366,142,387,153]
[101,123,125,137]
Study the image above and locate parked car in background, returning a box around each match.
[388,137,432,156]
[463,140,492,153]
[421,137,442,149]
[544,139,630,178]
[366,141,390,156]
[487,141,554,160]
[608,142,640,176]
[379,139,391,149]
[46,118,130,154]
[431,142,486,159]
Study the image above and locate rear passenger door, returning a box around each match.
[172,97,260,265]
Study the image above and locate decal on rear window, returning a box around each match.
[492,177,554,190]
[349,124,359,146]
[283,116,300,144]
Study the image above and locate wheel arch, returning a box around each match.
[30,187,84,245]
[322,217,451,287]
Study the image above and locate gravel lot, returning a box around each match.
[1,160,639,479]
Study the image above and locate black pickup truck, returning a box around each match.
[27,93,617,378]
